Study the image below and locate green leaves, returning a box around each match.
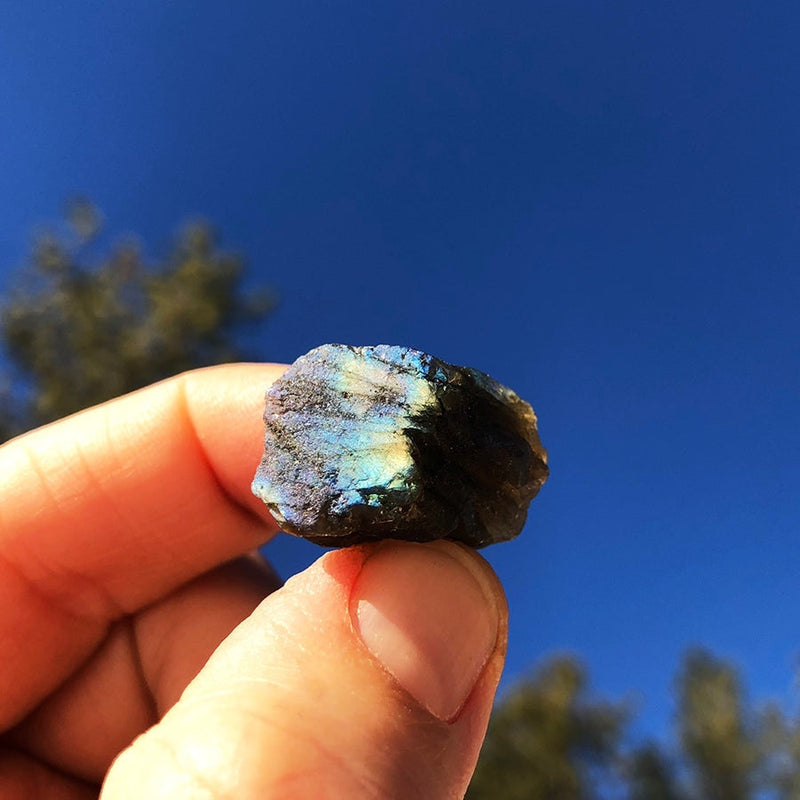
[469,651,800,800]
[467,657,629,800]
[0,204,275,439]
[677,649,757,800]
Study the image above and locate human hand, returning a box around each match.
[0,364,508,799]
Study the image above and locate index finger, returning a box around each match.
[0,363,284,728]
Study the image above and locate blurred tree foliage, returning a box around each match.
[466,656,629,800]
[468,650,800,800]
[0,200,274,440]
[677,649,758,800]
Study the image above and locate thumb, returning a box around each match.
[101,540,507,799]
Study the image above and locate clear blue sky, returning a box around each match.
[2,1,799,740]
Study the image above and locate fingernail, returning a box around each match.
[350,540,500,721]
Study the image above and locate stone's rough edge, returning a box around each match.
[251,343,549,549]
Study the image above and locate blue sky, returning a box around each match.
[2,1,799,740]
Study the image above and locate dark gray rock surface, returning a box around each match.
[252,344,548,547]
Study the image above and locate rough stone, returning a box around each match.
[251,344,548,548]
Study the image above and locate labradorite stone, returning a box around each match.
[251,344,548,548]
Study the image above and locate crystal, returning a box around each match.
[252,344,548,548]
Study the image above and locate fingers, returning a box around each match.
[102,541,508,800]
[0,363,283,728]
[0,746,96,800]
[9,556,281,785]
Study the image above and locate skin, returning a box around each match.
[0,364,508,799]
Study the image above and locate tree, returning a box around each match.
[756,700,800,799]
[626,744,683,800]
[466,656,629,800]
[0,200,274,440]
[677,649,758,800]
[468,649,800,800]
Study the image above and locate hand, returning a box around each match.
[0,364,508,799]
